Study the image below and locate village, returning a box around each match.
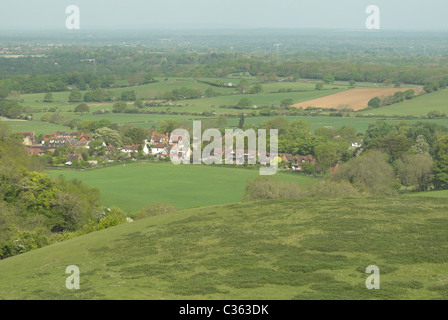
[18,129,336,172]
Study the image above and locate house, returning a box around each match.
[25,145,48,156]
[169,144,191,161]
[105,145,117,154]
[21,132,36,146]
[46,138,69,148]
[169,134,187,147]
[230,149,256,163]
[65,153,83,165]
[143,143,150,155]
[121,144,140,154]
[294,155,316,165]
[150,143,169,156]
[291,155,316,171]
[79,133,91,142]
[280,153,293,163]
[68,139,89,149]
[150,133,168,145]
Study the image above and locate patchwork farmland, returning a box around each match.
[294,87,424,111]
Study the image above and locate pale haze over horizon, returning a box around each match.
[0,0,447,31]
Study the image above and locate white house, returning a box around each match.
[121,144,140,154]
[151,143,169,155]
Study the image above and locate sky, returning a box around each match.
[0,0,447,31]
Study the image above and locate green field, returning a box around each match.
[47,162,317,213]
[404,190,448,198]
[18,78,376,116]
[0,196,447,300]
[0,118,70,135]
[359,89,448,117]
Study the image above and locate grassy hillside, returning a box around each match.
[404,190,448,198]
[0,197,447,300]
[47,162,317,212]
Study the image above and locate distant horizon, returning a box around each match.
[2,27,448,33]
[0,0,447,31]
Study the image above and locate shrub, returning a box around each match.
[96,207,128,230]
[134,202,177,220]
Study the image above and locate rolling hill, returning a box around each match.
[0,196,447,300]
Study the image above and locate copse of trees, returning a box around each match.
[368,89,416,109]
[250,117,448,193]
[161,87,202,100]
[0,123,131,259]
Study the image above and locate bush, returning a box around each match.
[243,176,359,201]
[96,207,128,230]
[134,202,177,220]
[332,150,400,195]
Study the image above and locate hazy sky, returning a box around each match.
[0,0,447,31]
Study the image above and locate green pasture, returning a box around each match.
[358,89,448,117]
[47,162,317,213]
[0,196,446,299]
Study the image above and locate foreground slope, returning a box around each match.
[0,197,447,300]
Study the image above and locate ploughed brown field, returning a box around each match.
[293,87,423,111]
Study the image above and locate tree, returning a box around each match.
[314,143,340,172]
[280,98,294,107]
[404,89,415,100]
[237,97,252,109]
[323,74,335,85]
[396,153,433,191]
[349,79,356,87]
[368,97,381,108]
[134,100,144,108]
[0,87,10,101]
[68,119,80,130]
[261,117,290,136]
[68,90,83,102]
[89,139,105,156]
[123,127,146,144]
[43,92,54,103]
[217,115,227,128]
[158,120,179,135]
[93,127,122,147]
[286,119,311,139]
[333,150,398,195]
[236,80,250,94]
[367,134,414,162]
[112,101,127,113]
[120,90,136,101]
[414,135,430,154]
[249,84,263,94]
[143,73,155,84]
[74,103,90,115]
[315,83,324,91]
[433,135,448,190]
[364,121,394,146]
[238,113,245,129]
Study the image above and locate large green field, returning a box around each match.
[47,162,317,213]
[358,89,448,117]
[0,196,446,300]
[0,118,70,135]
